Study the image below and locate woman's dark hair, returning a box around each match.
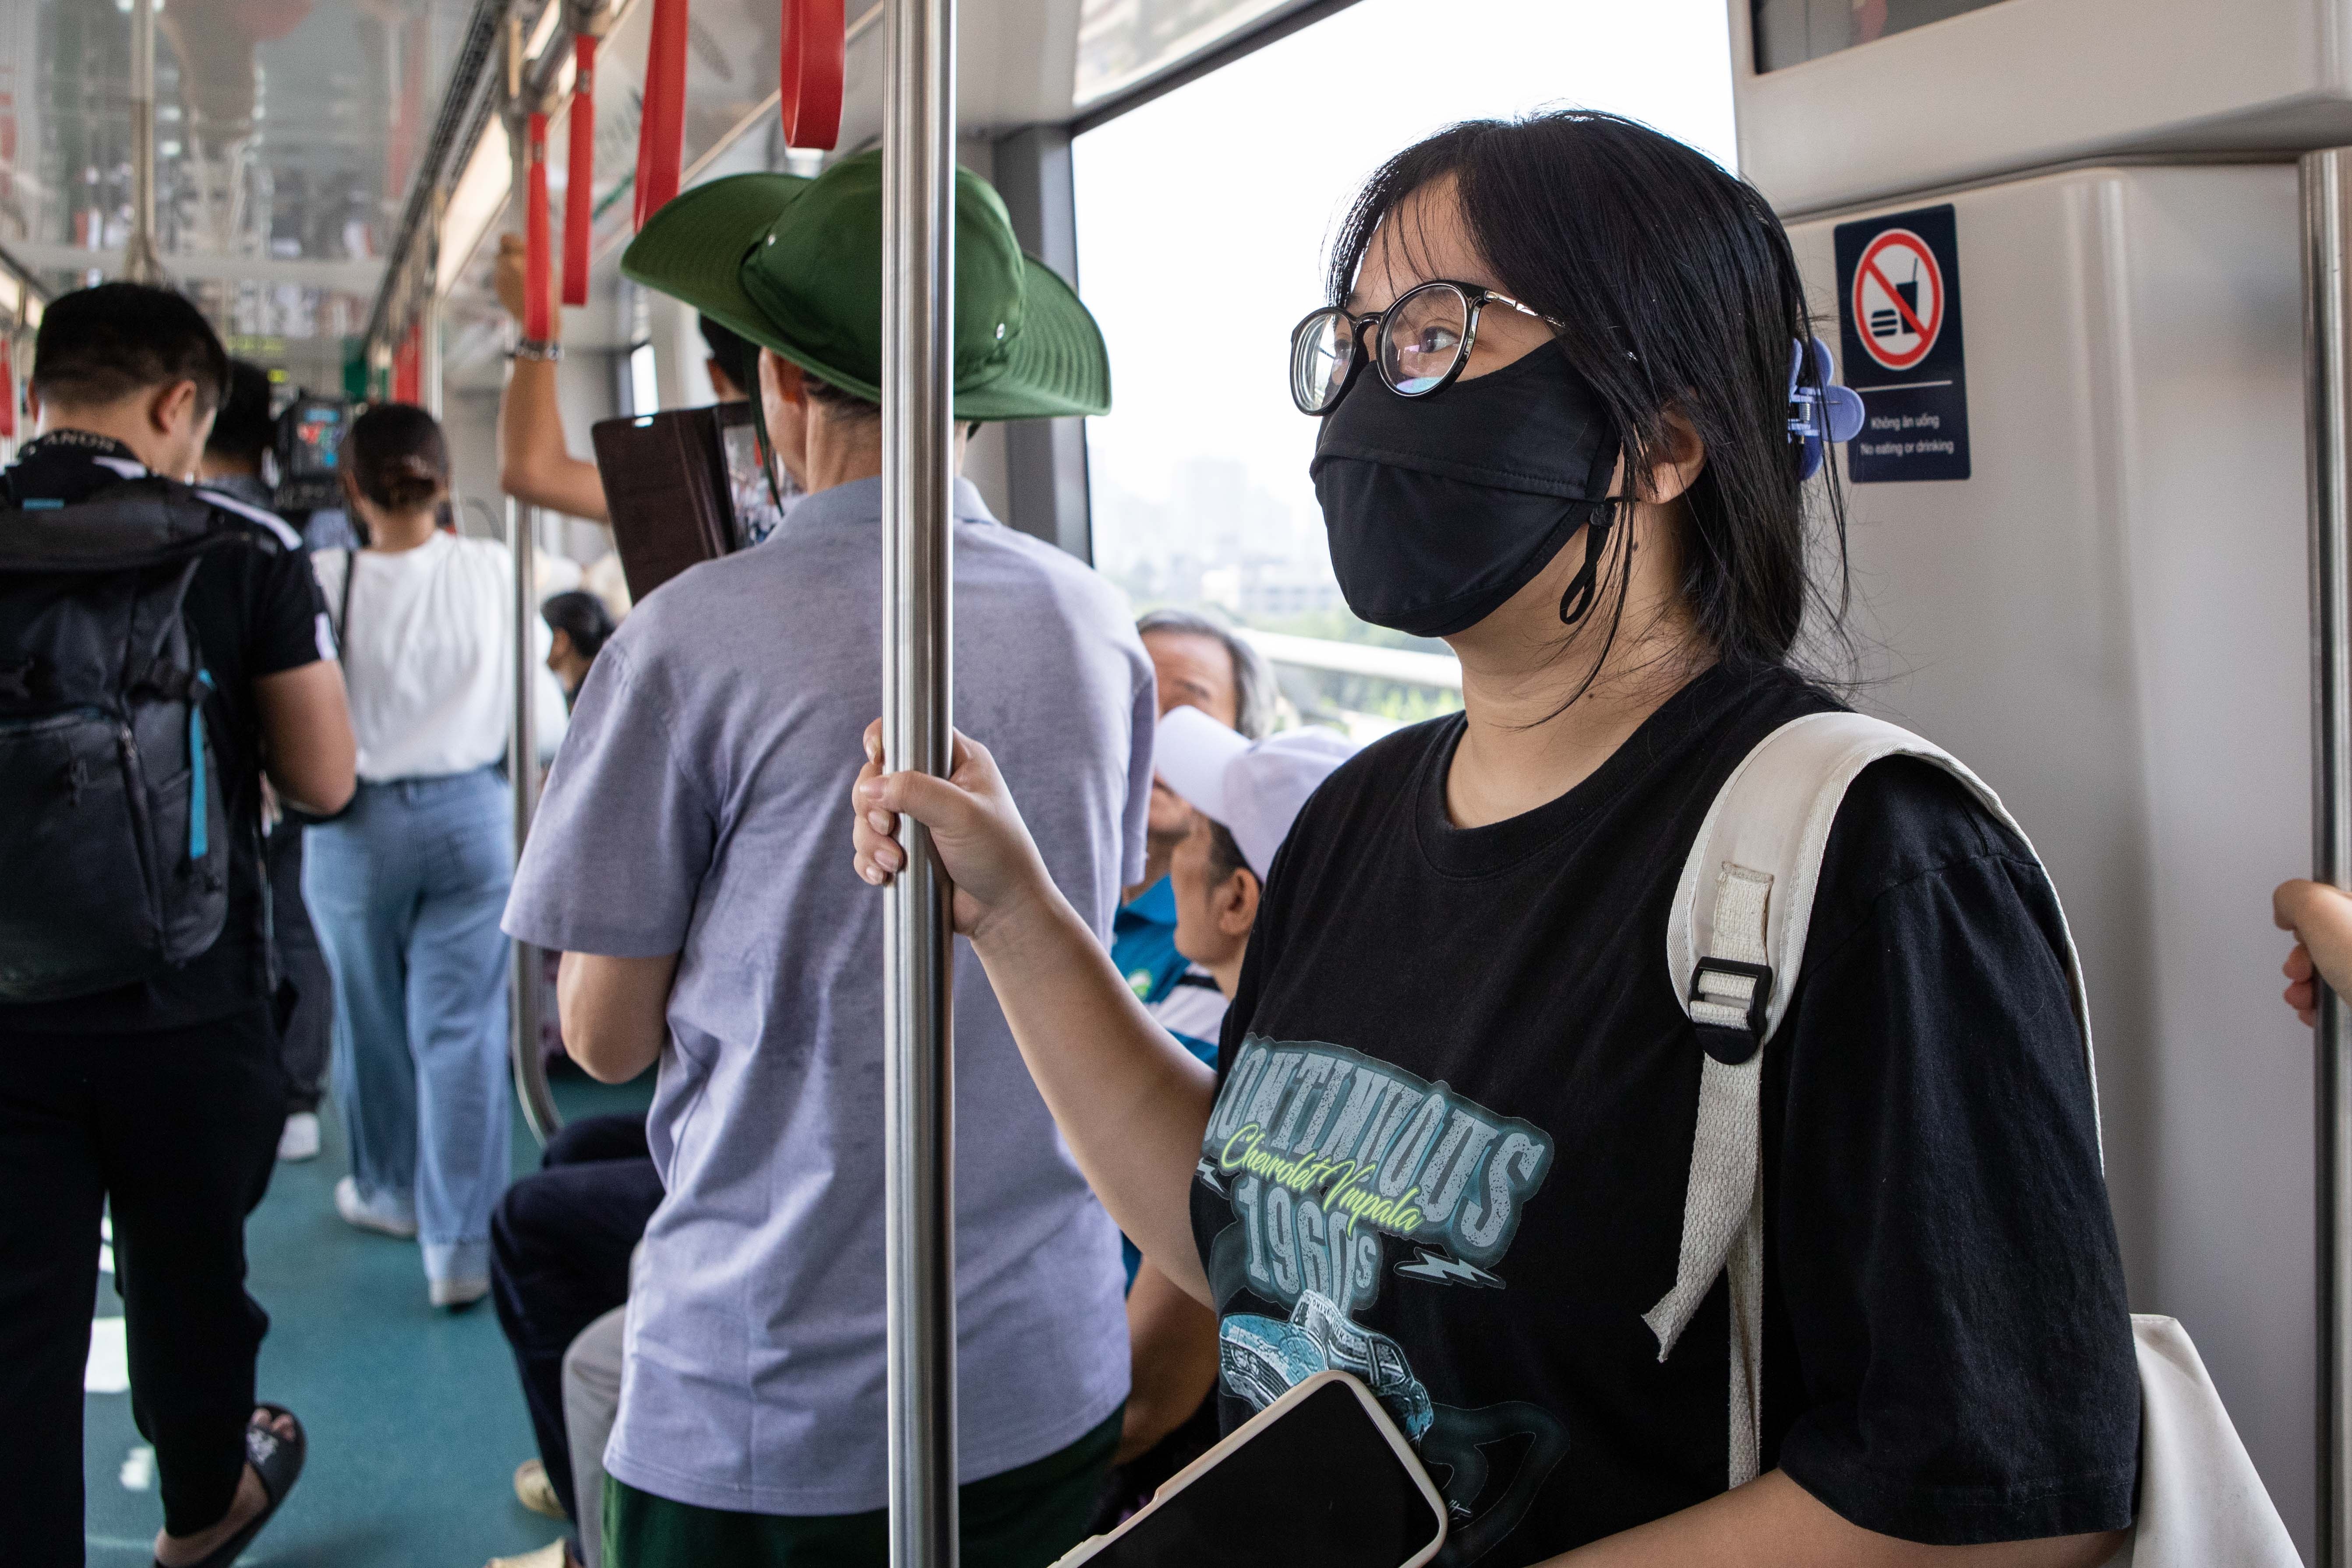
[1328,111,1847,687]
[343,402,449,511]
[541,590,616,664]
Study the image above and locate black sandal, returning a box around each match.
[152,1404,306,1568]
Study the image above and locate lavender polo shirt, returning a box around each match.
[505,476,1150,1514]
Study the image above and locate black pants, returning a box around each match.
[490,1112,663,1524]
[1086,1392,1222,1536]
[266,825,332,1115]
[0,1004,283,1564]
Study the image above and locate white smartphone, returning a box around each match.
[1051,1371,1449,1568]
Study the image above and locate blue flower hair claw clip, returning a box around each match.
[1787,337,1866,480]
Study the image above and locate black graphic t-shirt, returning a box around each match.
[1190,662,2138,1566]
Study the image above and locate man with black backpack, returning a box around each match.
[0,284,355,1568]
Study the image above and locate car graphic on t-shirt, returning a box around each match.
[1218,1290,1435,1441]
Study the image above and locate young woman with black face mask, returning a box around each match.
[851,112,2137,1568]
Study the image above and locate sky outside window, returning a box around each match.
[1072,0,1735,723]
[1075,0,1299,107]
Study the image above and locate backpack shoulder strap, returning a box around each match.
[0,478,235,571]
[1665,710,2024,1049]
[1645,709,2096,1490]
[191,484,302,550]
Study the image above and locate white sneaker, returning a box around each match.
[276,1112,321,1162]
[513,1457,565,1518]
[334,1175,418,1239]
[430,1275,490,1309]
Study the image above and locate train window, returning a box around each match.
[1752,0,2014,73]
[1071,0,1734,734]
[1075,0,1296,107]
[628,341,659,418]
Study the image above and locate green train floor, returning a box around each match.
[82,1062,654,1566]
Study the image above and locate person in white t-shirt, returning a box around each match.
[303,403,526,1309]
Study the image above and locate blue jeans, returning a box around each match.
[304,766,513,1284]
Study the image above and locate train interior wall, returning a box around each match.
[1790,161,2317,1556]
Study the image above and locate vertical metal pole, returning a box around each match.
[499,15,558,1144]
[508,493,558,1144]
[2306,145,2352,1568]
[882,0,957,1559]
[421,192,446,419]
[122,0,163,283]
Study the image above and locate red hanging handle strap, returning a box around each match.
[562,34,597,307]
[779,0,844,151]
[0,343,18,441]
[525,110,553,341]
[634,0,689,227]
[394,322,422,404]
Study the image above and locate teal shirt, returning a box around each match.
[1114,877,1217,1284]
[1110,876,1189,1006]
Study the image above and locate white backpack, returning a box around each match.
[1653,710,2300,1567]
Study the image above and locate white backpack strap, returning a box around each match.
[1647,710,2097,1491]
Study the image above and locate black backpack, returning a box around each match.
[0,479,241,1002]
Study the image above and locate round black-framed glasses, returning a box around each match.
[1289,279,1563,415]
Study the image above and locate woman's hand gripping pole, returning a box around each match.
[852,720,1220,1303]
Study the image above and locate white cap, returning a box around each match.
[1154,705,1360,879]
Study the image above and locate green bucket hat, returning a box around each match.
[620,151,1109,420]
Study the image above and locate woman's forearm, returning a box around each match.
[1551,1471,2125,1568]
[969,890,1218,1302]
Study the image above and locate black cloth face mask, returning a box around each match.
[1310,346,1622,639]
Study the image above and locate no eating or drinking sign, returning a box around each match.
[1834,202,1971,483]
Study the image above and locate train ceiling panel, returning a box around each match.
[0,0,494,389]
[436,0,1100,383]
[0,0,1349,394]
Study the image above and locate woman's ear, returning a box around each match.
[1635,409,1708,507]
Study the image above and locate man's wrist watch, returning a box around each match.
[513,338,564,362]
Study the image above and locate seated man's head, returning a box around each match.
[1155,707,1358,997]
[29,282,231,480]
[1136,609,1277,877]
[621,150,1109,497]
[201,359,275,481]
[1169,812,1257,996]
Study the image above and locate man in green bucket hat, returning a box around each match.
[622,148,1109,427]
[501,152,1151,1568]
